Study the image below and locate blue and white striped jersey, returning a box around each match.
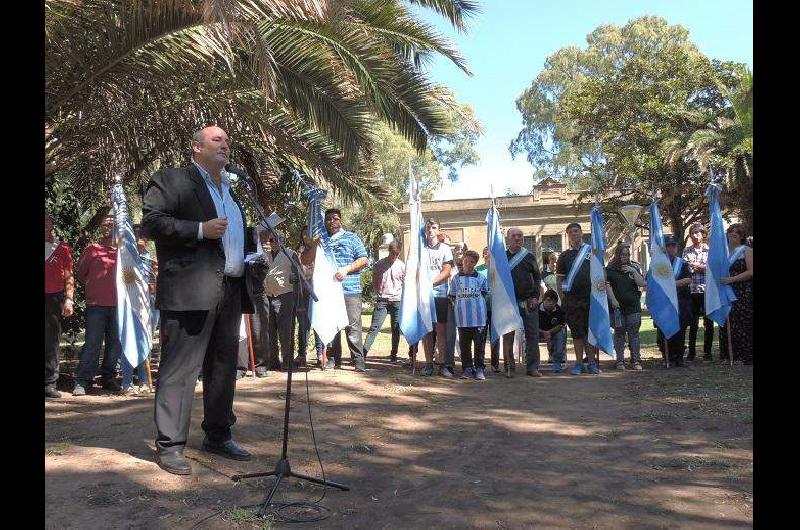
[450,272,488,328]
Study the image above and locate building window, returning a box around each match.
[522,236,536,254]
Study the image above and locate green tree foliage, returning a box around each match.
[45,0,479,214]
[510,16,751,244]
[348,104,481,255]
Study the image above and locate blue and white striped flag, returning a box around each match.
[399,178,436,345]
[645,198,680,339]
[305,187,348,345]
[587,206,615,355]
[704,181,737,326]
[486,205,523,342]
[113,183,151,371]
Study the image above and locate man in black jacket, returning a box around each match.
[142,126,255,475]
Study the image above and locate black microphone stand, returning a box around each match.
[229,167,349,517]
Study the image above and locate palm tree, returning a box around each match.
[660,65,753,229]
[45,0,480,211]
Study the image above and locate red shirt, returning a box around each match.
[45,242,74,294]
[76,243,117,306]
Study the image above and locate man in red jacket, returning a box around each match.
[72,215,122,396]
[45,214,75,399]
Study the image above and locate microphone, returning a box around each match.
[224,163,249,180]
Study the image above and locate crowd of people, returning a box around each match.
[45,191,756,400]
[44,127,753,475]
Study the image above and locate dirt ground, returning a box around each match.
[45,343,753,529]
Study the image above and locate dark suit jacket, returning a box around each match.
[141,164,255,313]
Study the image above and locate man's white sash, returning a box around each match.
[672,256,684,279]
[507,247,529,270]
[561,243,591,292]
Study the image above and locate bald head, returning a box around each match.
[506,227,524,252]
[192,126,230,178]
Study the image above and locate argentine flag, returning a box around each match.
[306,187,348,345]
[587,206,615,355]
[704,181,737,326]
[113,183,152,371]
[645,198,680,339]
[486,205,523,342]
[399,179,436,345]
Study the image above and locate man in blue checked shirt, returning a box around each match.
[321,208,369,372]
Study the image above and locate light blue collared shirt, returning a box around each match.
[193,161,245,277]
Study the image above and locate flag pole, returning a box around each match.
[725,317,734,366]
[245,315,257,378]
[491,188,511,379]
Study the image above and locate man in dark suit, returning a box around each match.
[142,126,255,475]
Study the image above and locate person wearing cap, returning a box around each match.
[655,235,693,366]
[682,222,714,362]
[238,227,298,378]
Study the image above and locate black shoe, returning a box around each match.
[102,379,121,392]
[702,354,713,362]
[45,385,61,399]
[156,450,192,475]
[389,354,398,363]
[492,365,501,373]
[201,438,251,461]
[686,353,696,362]
[334,362,342,370]
[293,356,307,367]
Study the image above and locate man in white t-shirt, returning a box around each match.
[420,218,455,377]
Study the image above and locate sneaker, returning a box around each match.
[235,370,246,380]
[616,361,626,370]
[255,369,268,378]
[420,364,434,376]
[72,383,87,396]
[122,385,140,396]
[492,365,501,373]
[102,379,122,392]
[475,368,486,380]
[354,360,367,372]
[569,363,583,375]
[45,385,61,399]
[553,362,562,373]
[325,359,335,370]
[440,366,454,378]
[526,369,543,377]
[461,367,475,379]
[389,354,398,363]
[632,362,643,371]
[587,362,601,375]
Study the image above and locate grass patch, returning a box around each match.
[647,456,737,471]
[598,429,623,440]
[220,507,274,528]
[45,442,71,456]
[350,441,372,453]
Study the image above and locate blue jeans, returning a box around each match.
[121,355,149,387]
[363,298,400,357]
[75,306,122,385]
[613,311,642,363]
[545,328,567,363]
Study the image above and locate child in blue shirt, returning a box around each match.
[449,250,489,380]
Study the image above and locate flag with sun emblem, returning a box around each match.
[587,206,615,355]
[645,198,680,339]
[113,183,152,371]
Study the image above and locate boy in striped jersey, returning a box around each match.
[449,250,489,380]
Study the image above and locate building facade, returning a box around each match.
[401,178,650,270]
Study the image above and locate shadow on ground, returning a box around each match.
[45,352,752,529]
